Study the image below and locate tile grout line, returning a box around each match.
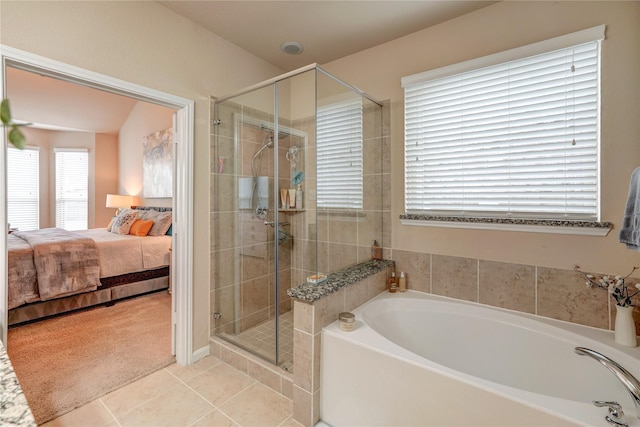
[98,398,122,427]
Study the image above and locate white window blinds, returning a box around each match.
[7,146,40,231]
[402,27,604,220]
[55,149,89,230]
[317,99,363,209]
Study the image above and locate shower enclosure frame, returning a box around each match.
[211,63,383,369]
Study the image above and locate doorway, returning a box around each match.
[0,45,195,365]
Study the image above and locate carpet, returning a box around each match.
[7,291,175,425]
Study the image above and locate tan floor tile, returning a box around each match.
[102,368,183,420]
[166,355,222,382]
[219,383,292,427]
[40,400,114,427]
[278,416,305,427]
[190,409,239,427]
[186,362,255,406]
[118,382,214,427]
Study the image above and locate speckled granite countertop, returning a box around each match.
[1,340,36,427]
[287,259,394,302]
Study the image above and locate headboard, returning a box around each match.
[131,206,172,212]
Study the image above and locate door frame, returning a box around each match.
[0,45,195,365]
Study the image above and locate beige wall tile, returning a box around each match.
[345,279,369,312]
[292,386,313,427]
[247,358,282,394]
[282,376,294,400]
[393,250,430,293]
[432,255,478,302]
[220,346,248,373]
[537,267,609,329]
[313,288,346,332]
[368,270,389,298]
[293,330,313,392]
[293,301,313,334]
[479,260,535,313]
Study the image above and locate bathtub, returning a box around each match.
[320,291,640,427]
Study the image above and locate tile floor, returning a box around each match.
[41,355,303,427]
[219,311,294,372]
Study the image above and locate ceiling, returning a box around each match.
[159,1,497,71]
[6,1,497,133]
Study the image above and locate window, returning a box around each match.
[55,148,89,230]
[7,146,40,231]
[402,26,604,221]
[317,99,363,209]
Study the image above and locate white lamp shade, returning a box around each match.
[106,194,134,209]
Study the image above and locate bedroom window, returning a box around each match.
[55,148,89,230]
[402,26,604,222]
[317,99,363,210]
[7,146,40,231]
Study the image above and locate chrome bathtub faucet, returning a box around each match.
[575,347,640,425]
[593,401,627,427]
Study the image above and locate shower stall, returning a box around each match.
[210,64,383,371]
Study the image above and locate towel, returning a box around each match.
[619,167,640,250]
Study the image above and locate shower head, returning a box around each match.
[259,124,290,141]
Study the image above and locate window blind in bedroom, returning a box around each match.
[55,148,89,230]
[7,146,40,231]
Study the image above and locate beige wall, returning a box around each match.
[118,100,175,207]
[1,0,284,351]
[95,133,118,227]
[323,1,640,277]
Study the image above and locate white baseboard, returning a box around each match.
[192,345,210,363]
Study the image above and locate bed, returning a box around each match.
[7,206,172,325]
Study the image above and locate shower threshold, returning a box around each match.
[219,310,294,372]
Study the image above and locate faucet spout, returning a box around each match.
[575,347,640,419]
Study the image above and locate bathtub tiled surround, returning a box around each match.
[392,250,640,334]
[291,264,391,426]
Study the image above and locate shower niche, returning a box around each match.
[210,65,383,371]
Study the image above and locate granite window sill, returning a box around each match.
[400,214,612,236]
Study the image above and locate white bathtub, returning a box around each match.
[320,291,640,427]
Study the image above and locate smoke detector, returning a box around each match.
[280,41,304,55]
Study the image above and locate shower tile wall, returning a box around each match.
[392,250,639,333]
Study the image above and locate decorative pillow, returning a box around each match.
[111,209,139,235]
[136,209,158,221]
[145,210,172,236]
[129,219,154,236]
[107,216,117,231]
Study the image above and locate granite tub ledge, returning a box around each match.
[1,340,36,427]
[287,259,394,303]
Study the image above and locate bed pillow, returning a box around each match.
[111,209,139,235]
[145,210,172,236]
[129,219,154,236]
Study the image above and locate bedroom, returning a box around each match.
[4,64,177,419]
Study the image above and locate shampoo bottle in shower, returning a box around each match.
[371,240,382,260]
[296,185,303,210]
